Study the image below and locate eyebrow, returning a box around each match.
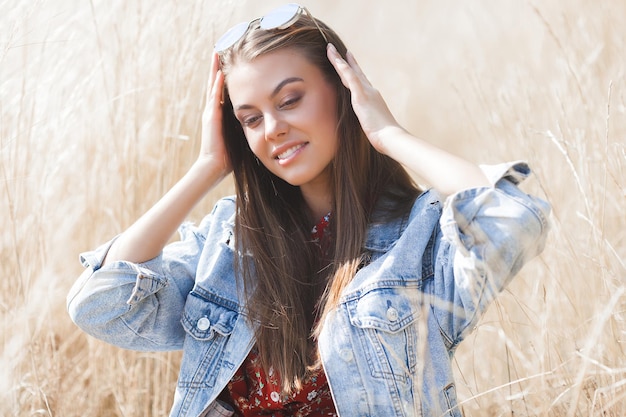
[234,77,304,110]
[271,77,303,98]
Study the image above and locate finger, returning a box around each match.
[210,69,224,110]
[326,44,347,85]
[327,43,359,90]
[203,72,224,126]
[217,70,225,106]
[345,50,369,84]
[206,52,220,104]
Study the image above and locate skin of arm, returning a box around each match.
[105,40,489,266]
[327,43,490,196]
[103,53,231,266]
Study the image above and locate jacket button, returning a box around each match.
[197,317,211,331]
[339,348,354,362]
[386,307,399,321]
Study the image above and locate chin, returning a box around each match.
[273,171,316,187]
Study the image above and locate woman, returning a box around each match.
[67,4,550,416]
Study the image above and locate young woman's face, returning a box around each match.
[226,48,339,195]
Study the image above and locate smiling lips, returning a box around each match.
[275,142,308,161]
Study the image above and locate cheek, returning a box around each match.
[320,109,339,149]
[243,131,265,159]
[318,92,339,140]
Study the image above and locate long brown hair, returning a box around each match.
[219,12,421,394]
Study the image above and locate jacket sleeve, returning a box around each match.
[66,209,218,351]
[431,161,551,349]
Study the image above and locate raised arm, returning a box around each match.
[67,53,232,350]
[327,44,490,195]
[104,52,231,265]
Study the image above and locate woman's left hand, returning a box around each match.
[327,43,403,154]
[327,43,491,195]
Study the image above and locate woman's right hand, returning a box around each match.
[197,52,232,178]
[102,53,234,266]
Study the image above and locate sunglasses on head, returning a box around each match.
[214,3,329,54]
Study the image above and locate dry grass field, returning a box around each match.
[1,0,625,415]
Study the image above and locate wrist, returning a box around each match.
[373,125,409,156]
[188,157,230,188]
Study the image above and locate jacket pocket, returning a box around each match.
[442,383,462,417]
[347,287,421,383]
[178,291,239,388]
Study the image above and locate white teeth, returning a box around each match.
[277,143,305,160]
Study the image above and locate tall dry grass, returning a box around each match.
[1,0,624,415]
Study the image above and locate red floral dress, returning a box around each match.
[224,213,337,417]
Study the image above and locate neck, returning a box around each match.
[300,183,332,222]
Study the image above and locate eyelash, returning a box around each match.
[242,115,261,126]
[280,95,301,109]
[240,95,302,127]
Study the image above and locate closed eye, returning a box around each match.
[239,113,262,127]
[279,95,302,109]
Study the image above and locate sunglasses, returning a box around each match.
[214,3,328,54]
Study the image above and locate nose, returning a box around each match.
[264,112,287,141]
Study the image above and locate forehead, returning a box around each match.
[226,49,325,102]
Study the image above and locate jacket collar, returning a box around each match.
[363,189,440,252]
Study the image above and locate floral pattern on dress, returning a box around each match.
[227,347,337,417]
[225,212,337,417]
[310,212,332,258]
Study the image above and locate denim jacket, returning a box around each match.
[67,161,550,417]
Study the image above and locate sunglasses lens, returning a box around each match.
[259,3,301,30]
[215,21,250,52]
[216,4,316,54]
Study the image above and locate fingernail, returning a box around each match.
[327,43,337,53]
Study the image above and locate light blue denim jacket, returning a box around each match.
[67,161,550,417]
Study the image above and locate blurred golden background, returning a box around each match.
[1,0,625,415]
